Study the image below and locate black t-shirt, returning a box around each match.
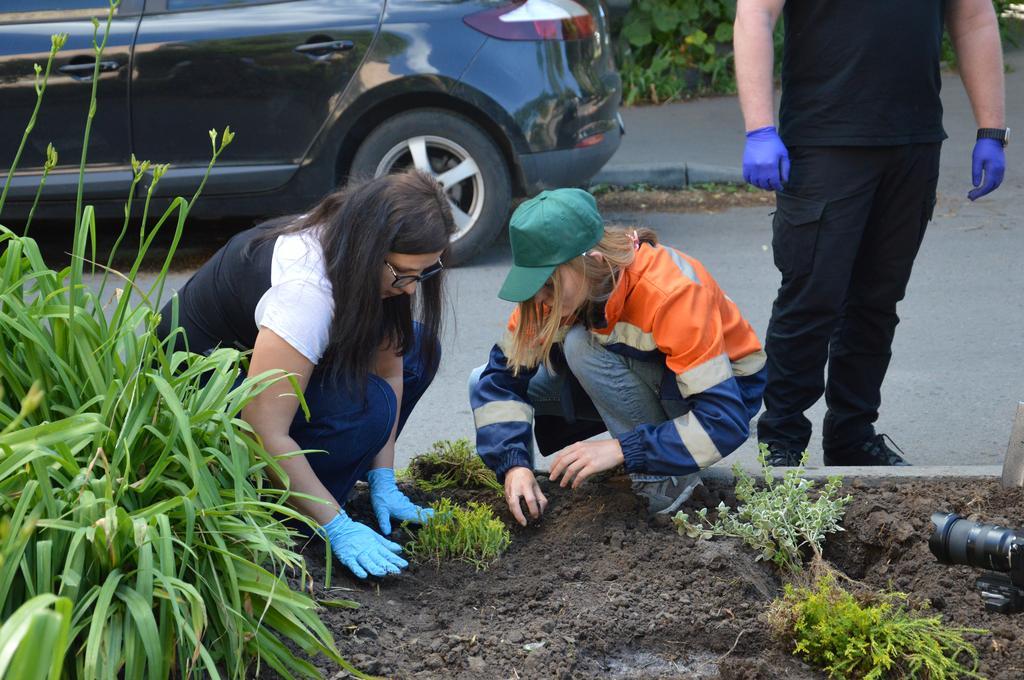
[779,0,948,147]
[157,223,277,356]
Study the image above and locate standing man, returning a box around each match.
[735,0,1007,466]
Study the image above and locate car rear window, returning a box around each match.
[167,0,275,10]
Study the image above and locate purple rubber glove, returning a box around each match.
[743,126,790,191]
[319,510,408,579]
[367,467,434,535]
[968,138,1005,201]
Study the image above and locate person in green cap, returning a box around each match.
[468,188,768,525]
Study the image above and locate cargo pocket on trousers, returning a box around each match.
[772,192,827,279]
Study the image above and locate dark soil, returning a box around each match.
[269,474,1024,680]
[594,186,774,214]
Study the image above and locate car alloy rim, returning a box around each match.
[374,135,485,242]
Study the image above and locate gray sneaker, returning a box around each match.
[630,472,703,515]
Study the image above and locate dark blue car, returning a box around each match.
[0,0,622,263]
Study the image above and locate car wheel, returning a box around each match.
[350,108,512,265]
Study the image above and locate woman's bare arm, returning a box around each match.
[243,327,340,525]
[370,342,404,470]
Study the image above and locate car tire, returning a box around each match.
[350,108,512,266]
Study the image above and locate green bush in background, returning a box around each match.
[615,0,1019,105]
[615,0,757,104]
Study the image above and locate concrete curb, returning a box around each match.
[591,161,744,189]
[533,463,1005,481]
[702,464,1004,482]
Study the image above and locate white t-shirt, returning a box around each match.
[253,230,334,364]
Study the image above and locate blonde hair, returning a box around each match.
[505,226,659,373]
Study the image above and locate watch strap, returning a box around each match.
[977,127,1010,147]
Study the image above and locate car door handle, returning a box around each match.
[58,60,122,79]
[293,40,354,58]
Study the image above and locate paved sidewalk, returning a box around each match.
[597,49,1024,195]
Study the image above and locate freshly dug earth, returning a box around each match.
[284,476,1024,680]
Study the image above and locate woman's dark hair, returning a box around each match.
[260,170,454,392]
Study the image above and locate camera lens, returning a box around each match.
[929,512,1020,571]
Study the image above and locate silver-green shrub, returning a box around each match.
[673,447,852,572]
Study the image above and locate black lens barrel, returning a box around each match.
[929,512,1021,572]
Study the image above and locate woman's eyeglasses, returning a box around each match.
[385,259,444,288]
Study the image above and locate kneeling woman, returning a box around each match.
[159,171,454,578]
[470,189,767,526]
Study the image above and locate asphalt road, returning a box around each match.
[139,188,1024,472]
[106,174,1018,476]
[384,191,1024,471]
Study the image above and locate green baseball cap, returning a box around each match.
[498,188,605,302]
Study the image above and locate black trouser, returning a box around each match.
[757,143,941,453]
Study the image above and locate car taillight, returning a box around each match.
[464,0,596,41]
[575,132,605,149]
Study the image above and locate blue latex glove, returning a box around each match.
[743,126,790,191]
[367,467,434,535]
[320,510,408,579]
[968,138,1005,201]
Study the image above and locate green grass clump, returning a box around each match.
[0,595,73,680]
[690,181,759,194]
[673,446,852,572]
[0,5,358,677]
[769,575,986,680]
[405,438,503,495]
[405,498,510,569]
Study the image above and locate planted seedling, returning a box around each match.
[769,574,986,679]
[404,498,511,569]
[404,438,503,495]
[673,445,852,572]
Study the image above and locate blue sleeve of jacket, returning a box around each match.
[470,343,539,482]
[616,376,754,476]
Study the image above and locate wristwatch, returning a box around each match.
[977,127,1011,147]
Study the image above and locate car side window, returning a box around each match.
[0,1,109,11]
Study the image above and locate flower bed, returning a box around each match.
[285,474,1024,679]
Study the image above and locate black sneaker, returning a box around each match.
[761,442,804,467]
[823,433,910,466]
